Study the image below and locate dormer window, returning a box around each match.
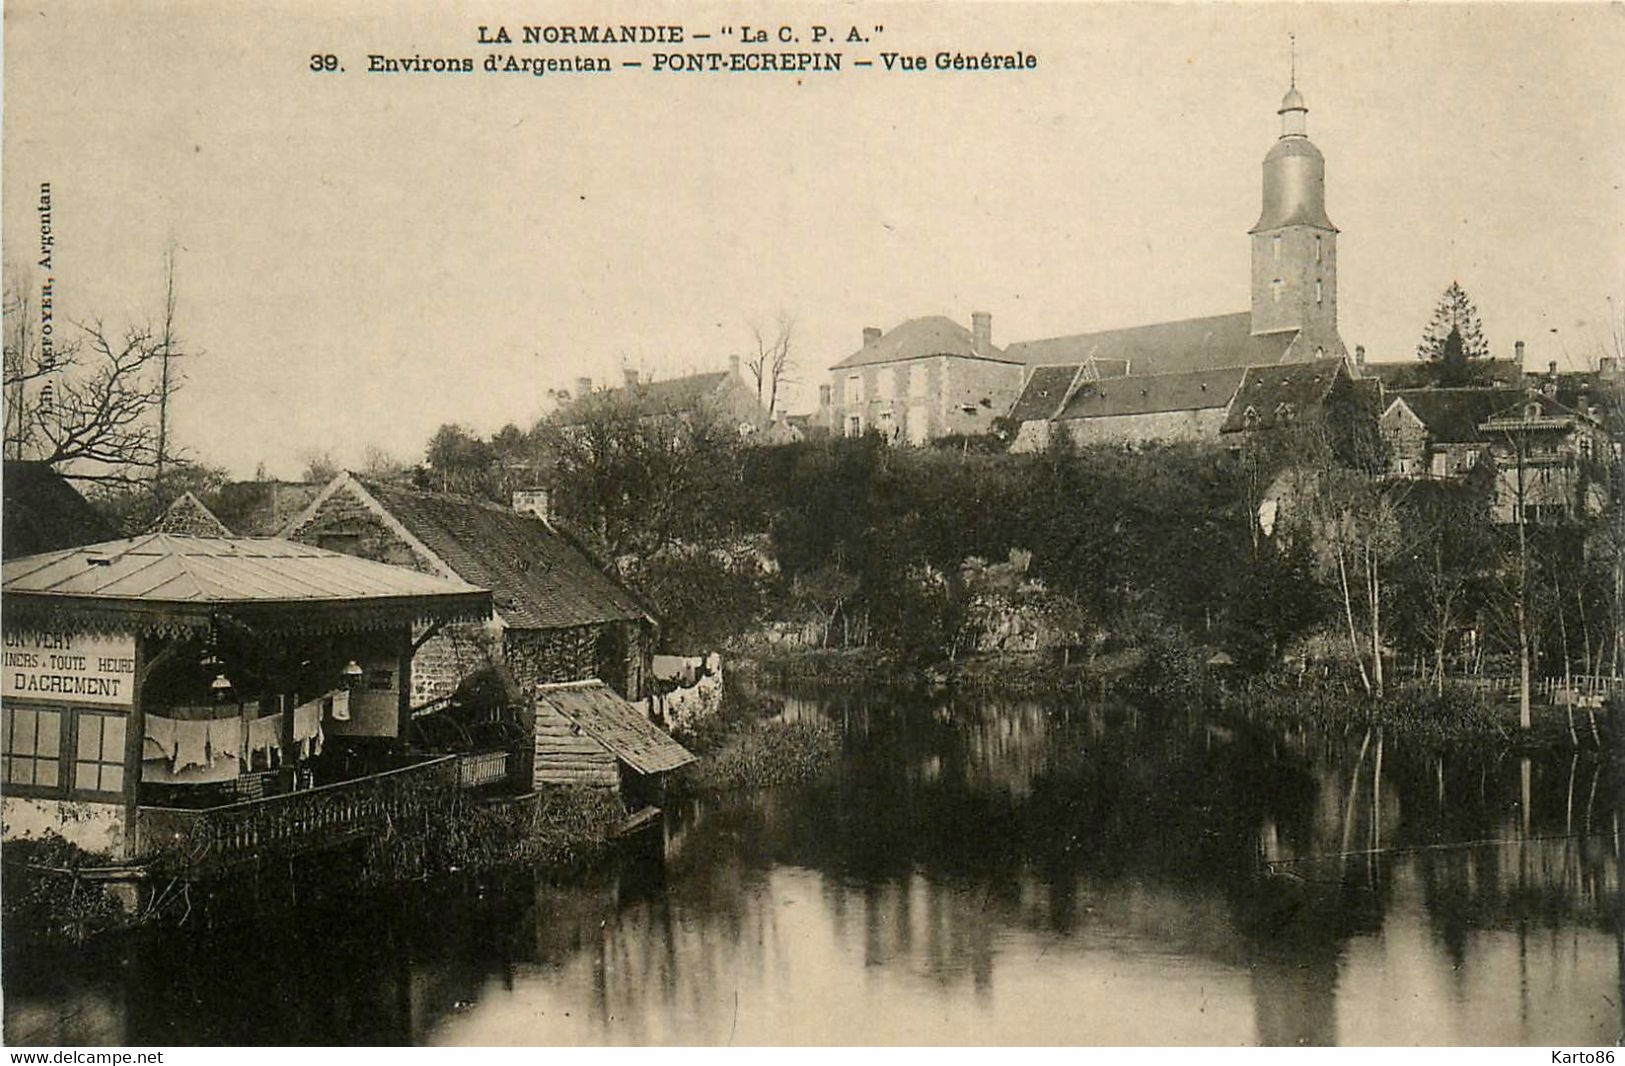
[1243,405,1259,428]
[1524,403,1541,420]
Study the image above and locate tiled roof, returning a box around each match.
[2,461,117,559]
[1361,359,1525,390]
[1004,312,1298,375]
[1058,366,1248,421]
[3,534,486,604]
[1008,365,1084,422]
[831,316,1015,370]
[535,680,695,775]
[1385,389,1518,444]
[355,479,650,630]
[1220,359,1349,433]
[149,492,233,537]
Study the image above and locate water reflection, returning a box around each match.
[4,690,1620,1045]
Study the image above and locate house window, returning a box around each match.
[847,415,861,437]
[73,709,126,797]
[846,374,861,403]
[1,705,63,790]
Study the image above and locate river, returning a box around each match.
[4,689,1621,1045]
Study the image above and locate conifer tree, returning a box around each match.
[1417,281,1490,364]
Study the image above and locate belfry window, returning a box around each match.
[1271,279,1283,303]
[1273,235,1282,262]
[1315,235,1323,262]
[1315,279,1323,305]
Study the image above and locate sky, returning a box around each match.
[4,1,1622,479]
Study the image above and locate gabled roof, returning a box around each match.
[535,679,695,775]
[1008,365,1085,422]
[2,461,117,560]
[149,491,234,537]
[1384,389,1518,444]
[1480,392,1602,431]
[1003,311,1298,375]
[1058,366,1247,421]
[2,534,491,636]
[831,316,1015,370]
[299,476,650,630]
[1220,359,1349,433]
[1361,359,1525,390]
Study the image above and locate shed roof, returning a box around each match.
[1220,359,1350,433]
[347,478,651,629]
[535,679,695,775]
[1008,365,1084,422]
[2,461,118,560]
[1058,366,1247,421]
[2,534,491,636]
[831,316,1015,370]
[1385,389,1518,444]
[1004,312,1298,375]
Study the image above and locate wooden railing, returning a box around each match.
[136,755,459,870]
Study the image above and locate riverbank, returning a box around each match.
[669,685,841,796]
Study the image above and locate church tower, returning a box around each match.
[1249,52,1345,358]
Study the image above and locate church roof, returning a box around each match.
[1004,312,1298,376]
[831,316,1014,370]
[1008,365,1086,422]
[1057,366,1248,421]
[1220,359,1350,433]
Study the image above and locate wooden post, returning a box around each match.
[397,631,413,754]
[121,635,147,863]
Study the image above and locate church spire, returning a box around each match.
[1278,36,1308,137]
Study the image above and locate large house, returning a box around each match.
[834,74,1353,447]
[1478,393,1612,525]
[825,314,1020,444]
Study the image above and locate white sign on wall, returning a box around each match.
[2,629,137,707]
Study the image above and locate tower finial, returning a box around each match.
[1289,33,1296,89]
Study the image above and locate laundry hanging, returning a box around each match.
[246,713,281,769]
[206,716,242,765]
[292,701,324,759]
[144,714,178,762]
[171,719,210,774]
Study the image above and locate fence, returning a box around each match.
[136,755,460,871]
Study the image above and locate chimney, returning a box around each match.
[1548,360,1559,377]
[1515,340,1526,365]
[972,312,992,358]
[862,326,882,346]
[1354,344,1366,366]
[512,488,550,522]
[575,376,592,399]
[728,354,741,378]
[623,367,639,388]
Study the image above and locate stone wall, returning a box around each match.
[287,486,432,574]
[2,797,126,857]
[1060,406,1228,446]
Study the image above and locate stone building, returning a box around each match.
[282,474,656,708]
[826,314,1023,444]
[1478,393,1613,524]
[1379,388,1515,479]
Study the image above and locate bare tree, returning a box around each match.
[3,260,191,486]
[745,314,796,418]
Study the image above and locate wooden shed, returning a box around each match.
[531,680,694,807]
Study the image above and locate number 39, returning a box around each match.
[310,54,339,72]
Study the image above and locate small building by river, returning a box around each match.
[0,533,491,875]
